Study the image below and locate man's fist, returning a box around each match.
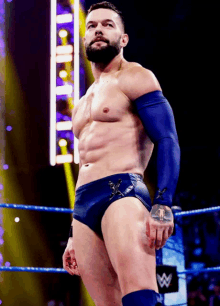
[146,204,174,250]
[62,237,80,276]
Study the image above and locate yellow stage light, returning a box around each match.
[59,29,68,38]
[59,139,67,147]
[59,70,68,79]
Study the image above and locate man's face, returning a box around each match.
[84,8,124,64]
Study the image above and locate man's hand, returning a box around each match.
[62,237,80,276]
[146,204,174,250]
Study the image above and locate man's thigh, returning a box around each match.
[72,218,122,306]
[101,197,159,297]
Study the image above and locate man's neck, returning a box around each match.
[91,55,124,82]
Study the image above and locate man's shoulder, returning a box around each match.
[119,62,161,101]
[121,62,157,82]
[124,61,142,69]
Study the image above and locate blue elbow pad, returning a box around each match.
[133,90,180,207]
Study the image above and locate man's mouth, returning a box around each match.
[93,38,107,44]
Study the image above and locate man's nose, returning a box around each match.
[95,23,104,34]
[95,30,103,36]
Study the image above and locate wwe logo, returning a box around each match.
[157,273,172,288]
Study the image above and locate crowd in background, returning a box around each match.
[175,185,220,306]
[187,277,220,306]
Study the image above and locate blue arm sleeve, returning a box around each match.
[133,90,180,207]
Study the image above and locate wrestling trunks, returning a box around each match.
[73,173,152,239]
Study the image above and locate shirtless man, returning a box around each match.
[62,2,180,306]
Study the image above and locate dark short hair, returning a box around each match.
[87,1,125,33]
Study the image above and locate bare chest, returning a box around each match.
[72,78,132,138]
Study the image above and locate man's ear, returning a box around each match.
[121,34,129,47]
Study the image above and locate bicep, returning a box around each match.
[121,67,162,101]
[133,91,178,143]
[143,102,178,142]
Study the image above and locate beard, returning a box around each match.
[85,37,121,64]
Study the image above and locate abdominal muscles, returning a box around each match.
[75,116,154,189]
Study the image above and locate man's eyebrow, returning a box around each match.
[86,19,115,26]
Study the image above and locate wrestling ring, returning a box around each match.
[0,202,220,305]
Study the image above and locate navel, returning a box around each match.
[103,107,109,113]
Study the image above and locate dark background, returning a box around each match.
[3,0,220,305]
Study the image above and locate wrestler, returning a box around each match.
[63,1,180,305]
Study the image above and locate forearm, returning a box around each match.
[133,90,181,208]
[153,137,180,207]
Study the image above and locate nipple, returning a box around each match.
[103,107,109,113]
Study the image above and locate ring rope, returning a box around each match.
[1,266,220,274]
[1,203,220,217]
[177,266,220,274]
[1,204,220,277]
[174,205,220,217]
[0,267,67,273]
[0,203,73,213]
